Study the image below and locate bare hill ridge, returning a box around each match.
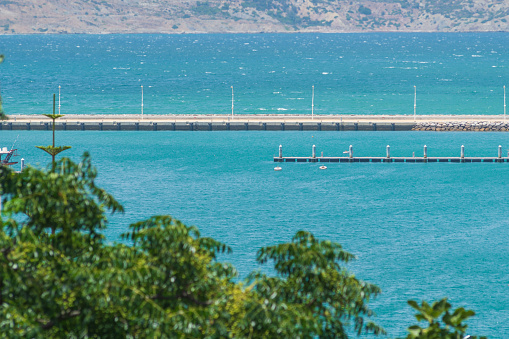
[0,0,508,34]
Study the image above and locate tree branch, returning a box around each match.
[38,310,81,330]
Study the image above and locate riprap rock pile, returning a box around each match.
[413,121,509,131]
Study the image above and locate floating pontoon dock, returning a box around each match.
[274,145,509,163]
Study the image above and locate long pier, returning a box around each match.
[2,114,509,131]
[274,145,509,163]
[274,157,508,163]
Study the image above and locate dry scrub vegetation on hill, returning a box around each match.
[0,0,508,34]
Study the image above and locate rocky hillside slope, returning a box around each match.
[0,0,508,34]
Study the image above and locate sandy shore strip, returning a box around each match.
[6,114,509,123]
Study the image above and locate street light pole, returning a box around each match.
[312,85,315,120]
[504,85,506,121]
[414,85,417,121]
[58,85,61,115]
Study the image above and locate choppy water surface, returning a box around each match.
[0,33,508,116]
[2,130,508,337]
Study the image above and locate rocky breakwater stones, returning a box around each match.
[412,121,509,132]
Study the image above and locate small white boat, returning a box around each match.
[274,166,282,171]
[319,165,327,170]
[0,146,18,167]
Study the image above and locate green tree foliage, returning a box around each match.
[0,154,486,338]
[358,5,372,15]
[401,298,487,339]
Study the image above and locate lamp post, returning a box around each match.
[414,85,417,122]
[312,85,315,120]
[58,85,61,115]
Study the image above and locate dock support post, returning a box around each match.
[312,145,316,158]
[349,145,353,159]
[498,145,502,159]
[20,158,24,171]
[461,145,465,160]
[423,145,427,159]
[386,145,390,158]
[279,145,282,158]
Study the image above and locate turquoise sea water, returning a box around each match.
[1,33,509,337]
[2,130,509,337]
[0,33,508,116]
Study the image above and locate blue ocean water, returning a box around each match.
[2,130,509,337]
[0,33,508,116]
[1,33,509,337]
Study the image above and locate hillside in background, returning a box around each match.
[0,0,508,34]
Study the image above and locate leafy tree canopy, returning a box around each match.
[0,154,487,338]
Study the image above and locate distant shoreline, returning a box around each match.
[0,31,508,36]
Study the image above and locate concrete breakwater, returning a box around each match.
[0,120,414,131]
[2,114,509,132]
[413,121,509,132]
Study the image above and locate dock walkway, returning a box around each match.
[274,157,508,163]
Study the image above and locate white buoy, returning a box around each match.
[423,145,427,159]
[461,145,465,159]
[319,165,327,170]
[386,145,390,158]
[498,145,502,158]
[312,145,316,158]
[20,158,25,171]
[349,145,353,158]
[279,145,282,158]
[274,166,282,171]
